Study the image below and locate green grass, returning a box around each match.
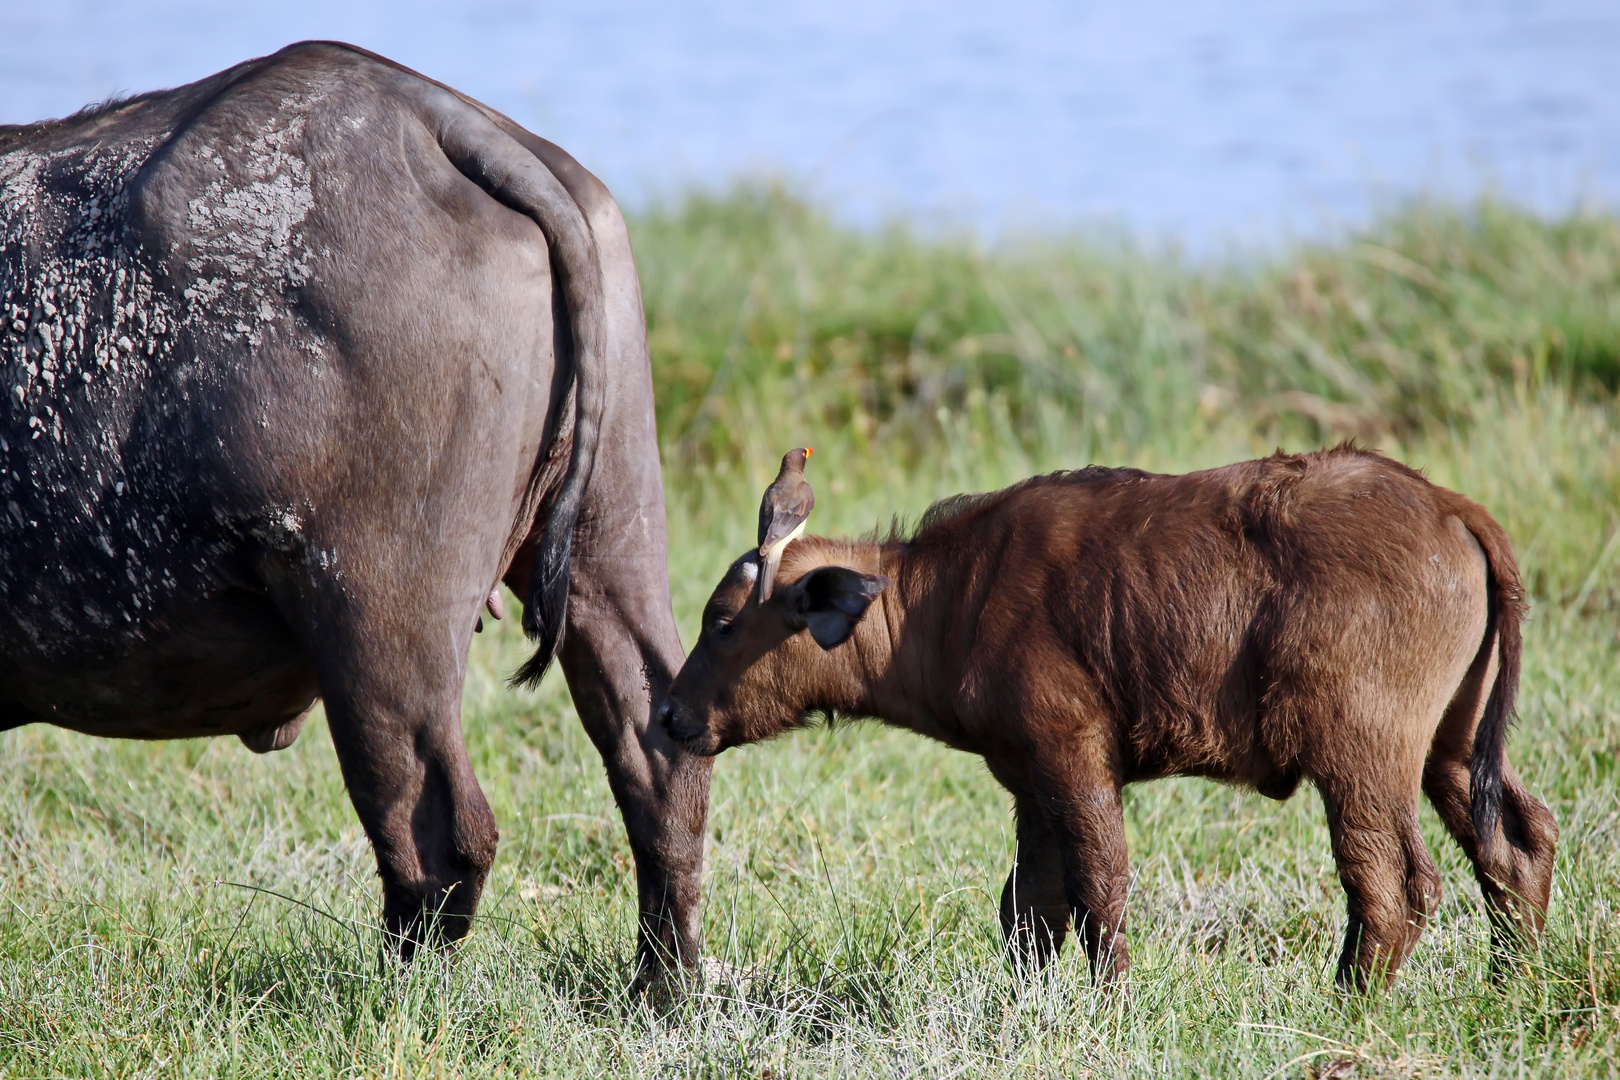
[3,193,1619,1076]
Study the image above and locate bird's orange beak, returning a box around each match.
[805,447,813,456]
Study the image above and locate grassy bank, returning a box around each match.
[1,194,1618,1077]
[640,188,1620,457]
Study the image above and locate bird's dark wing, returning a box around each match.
[759,477,815,550]
[757,494,774,547]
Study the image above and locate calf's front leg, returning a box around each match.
[1033,753,1131,983]
[999,795,1071,974]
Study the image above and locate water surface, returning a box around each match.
[3,0,1616,247]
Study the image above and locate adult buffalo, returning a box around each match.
[0,41,710,982]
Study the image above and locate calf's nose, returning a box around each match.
[657,697,707,744]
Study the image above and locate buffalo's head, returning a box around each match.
[659,540,889,755]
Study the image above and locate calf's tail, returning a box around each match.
[394,71,607,687]
[1455,499,1526,857]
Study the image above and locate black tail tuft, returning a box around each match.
[1463,507,1525,859]
[1468,592,1519,856]
[510,500,580,688]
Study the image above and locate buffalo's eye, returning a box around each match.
[712,619,734,639]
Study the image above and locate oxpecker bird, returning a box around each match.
[757,448,815,600]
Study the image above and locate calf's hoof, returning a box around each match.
[628,953,706,1009]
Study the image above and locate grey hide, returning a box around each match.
[0,41,711,982]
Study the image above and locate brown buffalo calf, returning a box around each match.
[659,447,1559,989]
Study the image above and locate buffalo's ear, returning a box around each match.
[781,566,890,650]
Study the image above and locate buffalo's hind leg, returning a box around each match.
[306,614,499,956]
[556,550,710,991]
[999,795,1072,976]
[529,206,713,991]
[510,144,714,995]
[1423,644,1558,965]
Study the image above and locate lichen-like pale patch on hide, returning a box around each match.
[182,96,320,345]
[0,99,321,656]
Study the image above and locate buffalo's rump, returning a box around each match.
[0,44,559,737]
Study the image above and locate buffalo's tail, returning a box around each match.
[396,71,606,687]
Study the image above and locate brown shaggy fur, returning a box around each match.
[660,447,1559,990]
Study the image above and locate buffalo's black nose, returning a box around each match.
[656,699,677,733]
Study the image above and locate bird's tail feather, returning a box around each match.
[759,545,783,602]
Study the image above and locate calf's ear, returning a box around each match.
[783,566,890,650]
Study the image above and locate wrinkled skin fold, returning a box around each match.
[0,41,711,983]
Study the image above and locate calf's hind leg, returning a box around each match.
[1317,770,1441,991]
[1422,644,1558,959]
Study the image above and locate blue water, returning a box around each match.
[3,0,1617,248]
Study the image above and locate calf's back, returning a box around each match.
[879,449,1495,790]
